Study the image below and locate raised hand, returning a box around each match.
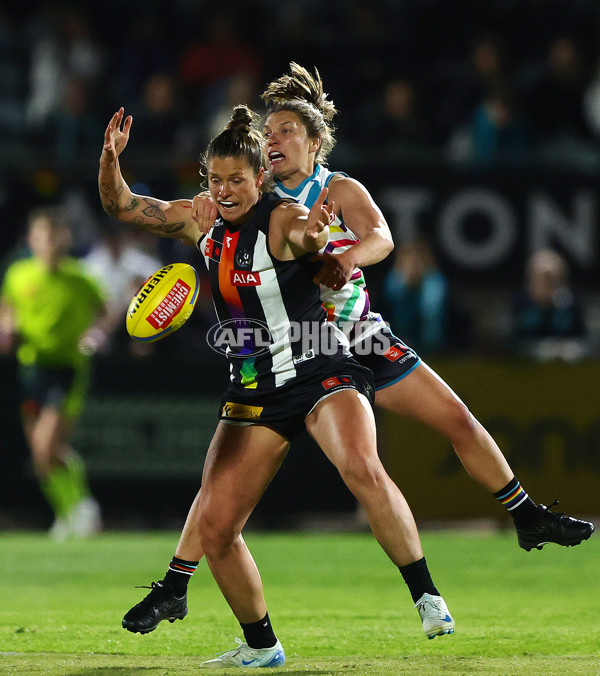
[192,191,219,235]
[101,107,133,163]
[305,187,334,241]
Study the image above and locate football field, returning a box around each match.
[0,529,598,675]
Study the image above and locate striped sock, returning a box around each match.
[494,478,538,524]
[163,556,199,596]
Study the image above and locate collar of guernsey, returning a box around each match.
[273,164,384,344]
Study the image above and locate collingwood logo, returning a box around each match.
[235,249,252,268]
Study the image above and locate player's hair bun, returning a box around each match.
[226,105,259,135]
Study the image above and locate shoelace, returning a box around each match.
[134,581,167,596]
[544,499,566,518]
[213,637,245,658]
[414,596,442,612]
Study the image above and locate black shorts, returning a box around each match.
[17,363,89,420]
[351,325,421,390]
[218,358,375,440]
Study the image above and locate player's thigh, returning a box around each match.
[375,361,472,436]
[199,421,289,528]
[305,389,378,471]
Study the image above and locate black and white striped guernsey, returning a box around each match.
[200,192,349,391]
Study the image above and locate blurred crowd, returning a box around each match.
[1,0,599,361]
[1,0,600,169]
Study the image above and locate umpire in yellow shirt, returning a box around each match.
[0,206,106,539]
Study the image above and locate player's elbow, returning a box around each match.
[101,202,119,218]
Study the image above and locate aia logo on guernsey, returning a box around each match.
[145,279,191,329]
[230,270,261,286]
[383,345,408,362]
[321,376,353,390]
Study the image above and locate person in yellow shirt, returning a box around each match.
[0,206,106,539]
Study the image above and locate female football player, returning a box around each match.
[258,63,592,557]
[99,104,455,668]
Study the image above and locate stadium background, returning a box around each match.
[1,0,599,530]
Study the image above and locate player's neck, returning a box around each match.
[278,164,316,191]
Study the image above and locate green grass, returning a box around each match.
[0,529,598,675]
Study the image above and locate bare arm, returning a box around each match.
[99,108,199,246]
[328,174,394,266]
[313,174,394,289]
[271,188,332,259]
[191,191,219,237]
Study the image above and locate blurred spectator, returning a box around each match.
[361,77,435,161]
[447,84,529,164]
[53,75,104,167]
[382,239,450,356]
[113,12,176,106]
[178,11,262,109]
[430,33,513,145]
[25,5,105,137]
[203,70,261,144]
[337,0,394,99]
[518,36,592,148]
[0,9,27,153]
[126,72,184,160]
[509,249,590,362]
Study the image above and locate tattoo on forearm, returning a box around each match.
[161,222,186,234]
[101,199,119,217]
[142,199,167,223]
[131,215,185,235]
[125,196,139,211]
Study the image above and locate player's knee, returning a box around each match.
[197,511,239,558]
[446,400,478,443]
[337,450,385,494]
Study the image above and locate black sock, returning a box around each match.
[240,612,277,649]
[162,556,199,596]
[493,477,538,525]
[399,557,440,603]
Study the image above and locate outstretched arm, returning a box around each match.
[273,188,333,258]
[99,108,199,246]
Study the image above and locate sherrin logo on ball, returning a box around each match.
[126,263,200,342]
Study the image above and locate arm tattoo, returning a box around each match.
[124,196,139,212]
[102,199,119,217]
[161,222,186,234]
[132,215,185,235]
[142,198,167,223]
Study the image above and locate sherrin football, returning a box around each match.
[126,263,200,342]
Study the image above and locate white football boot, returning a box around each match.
[201,638,285,668]
[414,592,455,639]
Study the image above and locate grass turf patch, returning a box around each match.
[0,529,598,674]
